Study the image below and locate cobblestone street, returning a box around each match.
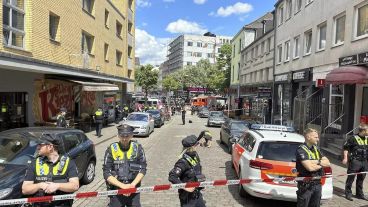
[73,114,368,207]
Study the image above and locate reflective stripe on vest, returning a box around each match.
[354,135,368,145]
[301,145,320,160]
[183,154,198,167]
[205,132,212,137]
[1,105,7,113]
[35,156,70,176]
[111,142,138,160]
[95,111,103,116]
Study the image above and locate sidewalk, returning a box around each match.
[84,123,119,145]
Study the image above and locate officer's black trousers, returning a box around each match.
[109,193,141,207]
[182,116,185,125]
[95,122,102,136]
[345,159,368,197]
[296,183,321,207]
[179,193,206,207]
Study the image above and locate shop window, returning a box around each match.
[3,0,25,48]
[328,85,344,130]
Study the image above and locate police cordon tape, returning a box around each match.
[1,171,368,206]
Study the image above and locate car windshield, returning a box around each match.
[0,134,38,165]
[147,110,160,115]
[231,122,248,131]
[256,141,301,162]
[127,114,148,122]
[210,112,223,117]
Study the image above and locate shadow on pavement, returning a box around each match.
[215,140,229,153]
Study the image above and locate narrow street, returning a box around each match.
[71,114,368,207]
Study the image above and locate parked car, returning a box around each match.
[0,127,96,202]
[207,111,226,127]
[122,112,154,137]
[231,124,333,202]
[197,107,210,118]
[220,119,251,153]
[146,110,164,128]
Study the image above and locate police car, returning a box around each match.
[231,124,333,202]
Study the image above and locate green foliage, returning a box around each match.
[162,74,180,92]
[216,44,232,93]
[135,64,158,102]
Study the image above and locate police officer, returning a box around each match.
[342,124,368,201]
[295,128,330,207]
[103,124,147,207]
[93,107,104,137]
[198,130,212,148]
[56,107,67,128]
[22,134,79,207]
[181,107,186,125]
[169,135,206,207]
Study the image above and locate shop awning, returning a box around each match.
[325,66,368,84]
[70,80,119,91]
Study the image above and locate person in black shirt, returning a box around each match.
[169,135,206,207]
[22,134,79,207]
[56,108,67,128]
[342,124,368,201]
[181,107,186,125]
[103,124,147,207]
[295,128,330,207]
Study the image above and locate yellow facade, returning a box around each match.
[0,0,135,79]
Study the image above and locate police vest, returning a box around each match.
[352,135,368,158]
[180,153,202,183]
[95,110,103,121]
[110,142,141,182]
[301,145,320,160]
[35,156,70,183]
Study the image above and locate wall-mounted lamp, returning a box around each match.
[96,66,101,72]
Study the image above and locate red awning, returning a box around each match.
[325,66,368,84]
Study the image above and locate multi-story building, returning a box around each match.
[274,0,368,158]
[167,33,232,73]
[0,0,135,130]
[239,12,274,123]
[229,12,274,113]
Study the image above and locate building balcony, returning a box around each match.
[128,33,134,47]
[128,57,133,69]
[128,9,133,23]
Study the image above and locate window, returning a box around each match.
[104,43,109,61]
[267,38,271,52]
[186,52,192,57]
[81,32,94,54]
[194,52,202,57]
[197,42,202,47]
[232,66,234,81]
[285,41,290,61]
[105,9,109,28]
[116,50,122,65]
[306,0,313,5]
[356,3,368,38]
[304,30,312,55]
[237,63,240,80]
[317,23,327,50]
[2,0,25,48]
[286,0,292,19]
[261,41,265,55]
[251,48,254,59]
[295,0,302,13]
[255,45,258,58]
[187,62,192,66]
[207,53,214,58]
[328,85,344,130]
[82,0,95,14]
[294,36,300,58]
[187,41,193,46]
[49,13,60,41]
[277,44,282,63]
[238,39,242,53]
[61,133,82,152]
[218,48,221,53]
[116,20,122,38]
[334,14,345,45]
[233,45,236,57]
[257,142,300,162]
[244,133,256,152]
[278,5,284,25]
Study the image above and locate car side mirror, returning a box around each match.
[123,117,127,121]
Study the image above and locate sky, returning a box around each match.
[135,0,276,66]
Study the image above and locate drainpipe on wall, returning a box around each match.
[271,10,277,124]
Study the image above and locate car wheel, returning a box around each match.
[220,132,224,144]
[207,121,210,127]
[227,142,232,154]
[82,160,95,185]
[238,168,248,198]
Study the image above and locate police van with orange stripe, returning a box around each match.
[231,124,333,201]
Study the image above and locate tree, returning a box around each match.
[135,64,158,103]
[162,74,180,92]
[216,44,232,93]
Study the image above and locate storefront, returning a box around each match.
[240,86,272,123]
[273,73,292,126]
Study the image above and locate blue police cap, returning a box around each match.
[117,124,134,137]
[39,133,60,146]
[182,135,199,148]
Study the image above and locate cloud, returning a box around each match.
[135,29,169,65]
[136,0,151,8]
[239,15,250,22]
[212,2,253,17]
[141,22,148,27]
[193,0,206,4]
[163,0,175,2]
[166,19,207,34]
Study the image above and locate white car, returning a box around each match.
[231,124,333,202]
[122,112,154,137]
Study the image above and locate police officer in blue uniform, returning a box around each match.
[22,134,79,207]
[342,124,368,201]
[295,128,330,207]
[103,124,147,207]
[169,135,206,207]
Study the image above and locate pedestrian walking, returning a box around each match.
[342,124,368,201]
[198,130,212,148]
[295,128,330,207]
[182,107,186,125]
[103,124,147,207]
[56,107,67,128]
[169,135,206,207]
[22,133,79,207]
[93,106,104,137]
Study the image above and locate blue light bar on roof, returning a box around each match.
[251,124,295,132]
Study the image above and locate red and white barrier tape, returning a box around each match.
[1,171,367,206]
